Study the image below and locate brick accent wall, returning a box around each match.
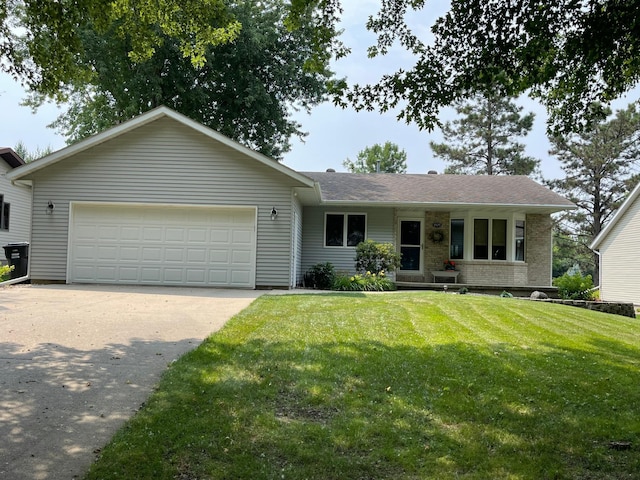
[526,214,552,286]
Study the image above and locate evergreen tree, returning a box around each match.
[547,103,640,284]
[429,93,539,176]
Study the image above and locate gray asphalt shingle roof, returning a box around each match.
[301,172,575,208]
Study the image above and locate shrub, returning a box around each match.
[500,290,514,298]
[0,264,14,282]
[553,273,595,300]
[458,287,469,295]
[304,262,336,290]
[333,271,396,291]
[355,240,401,274]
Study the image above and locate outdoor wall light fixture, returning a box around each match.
[46,201,55,215]
[270,207,278,221]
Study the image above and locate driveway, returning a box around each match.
[0,284,264,480]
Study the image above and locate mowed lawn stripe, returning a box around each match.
[85,292,640,480]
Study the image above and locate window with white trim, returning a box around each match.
[450,214,525,262]
[324,213,366,247]
[0,195,9,230]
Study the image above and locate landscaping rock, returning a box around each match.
[530,291,549,300]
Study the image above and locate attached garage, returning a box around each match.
[68,203,257,287]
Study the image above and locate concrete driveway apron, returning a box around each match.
[0,284,264,480]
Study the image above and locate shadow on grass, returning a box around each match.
[89,335,640,479]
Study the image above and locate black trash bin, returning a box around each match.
[3,242,29,279]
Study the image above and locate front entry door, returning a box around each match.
[399,219,423,273]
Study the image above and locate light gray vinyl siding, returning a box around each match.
[25,117,304,287]
[292,196,303,286]
[301,206,395,275]
[599,195,640,303]
[0,162,32,251]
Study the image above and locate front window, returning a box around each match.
[0,195,9,230]
[450,219,464,259]
[473,218,507,260]
[515,220,525,261]
[325,213,366,247]
[474,219,489,259]
[492,219,507,260]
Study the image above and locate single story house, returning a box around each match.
[7,106,575,289]
[590,180,640,304]
[0,148,32,264]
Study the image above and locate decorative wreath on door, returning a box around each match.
[429,230,445,243]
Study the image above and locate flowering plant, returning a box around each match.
[443,260,456,271]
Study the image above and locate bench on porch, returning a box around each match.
[430,270,460,283]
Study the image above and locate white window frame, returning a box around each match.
[323,212,367,248]
[0,195,8,231]
[449,212,526,262]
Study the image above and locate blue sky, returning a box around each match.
[1,1,637,180]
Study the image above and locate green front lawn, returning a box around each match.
[86,292,640,479]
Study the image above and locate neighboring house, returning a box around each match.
[0,148,32,265]
[7,107,575,289]
[590,181,640,304]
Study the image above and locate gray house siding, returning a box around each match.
[26,117,302,287]
[292,196,303,287]
[301,206,395,276]
[0,161,32,254]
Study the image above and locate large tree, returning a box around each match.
[1,0,241,100]
[547,103,640,283]
[429,93,539,175]
[343,141,407,173]
[42,0,332,159]
[288,0,640,134]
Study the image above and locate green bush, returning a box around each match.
[304,262,336,290]
[355,240,401,274]
[0,264,14,282]
[553,272,595,300]
[333,271,396,291]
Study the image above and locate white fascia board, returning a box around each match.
[590,180,640,250]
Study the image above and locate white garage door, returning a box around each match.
[69,203,256,287]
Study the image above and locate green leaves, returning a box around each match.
[343,141,408,174]
[42,0,332,159]
[2,0,240,99]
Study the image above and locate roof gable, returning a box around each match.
[7,106,314,187]
[302,172,575,212]
[590,180,640,249]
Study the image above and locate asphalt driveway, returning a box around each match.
[0,284,264,480]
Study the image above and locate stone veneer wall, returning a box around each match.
[533,299,636,319]
[424,211,451,278]
[526,214,552,286]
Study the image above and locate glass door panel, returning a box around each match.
[399,219,423,272]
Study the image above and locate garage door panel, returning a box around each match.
[97,246,118,261]
[188,229,207,242]
[164,248,185,262]
[120,247,140,261]
[210,229,230,243]
[142,247,162,262]
[70,204,256,287]
[121,226,141,241]
[143,227,163,241]
[98,225,119,240]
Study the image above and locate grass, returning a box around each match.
[85,292,640,479]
